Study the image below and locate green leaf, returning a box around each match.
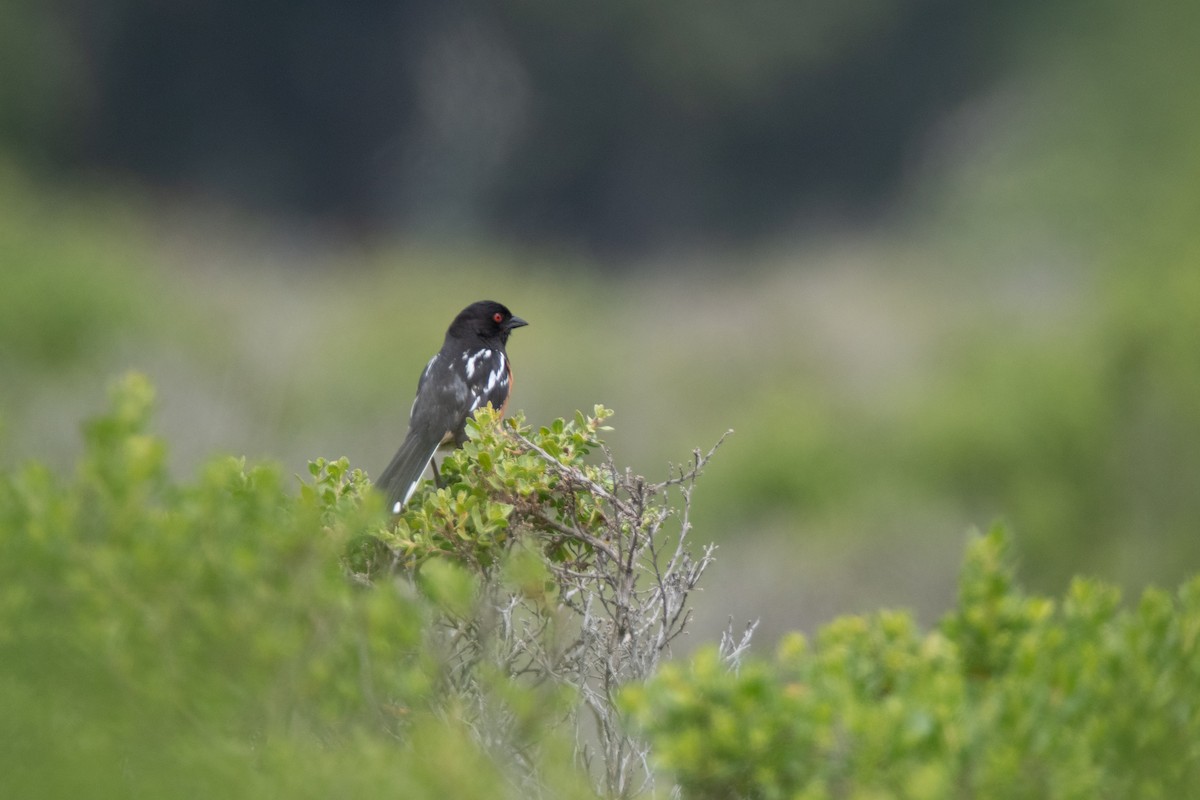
[416,558,479,619]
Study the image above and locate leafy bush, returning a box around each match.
[9,372,1200,800]
[0,374,597,798]
[357,405,733,798]
[0,373,728,798]
[623,527,1200,799]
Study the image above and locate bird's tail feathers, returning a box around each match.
[376,432,441,513]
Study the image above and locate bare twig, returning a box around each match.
[424,426,748,799]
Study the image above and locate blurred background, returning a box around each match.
[3,0,1199,643]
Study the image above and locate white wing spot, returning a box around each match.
[478,352,504,395]
[465,348,491,379]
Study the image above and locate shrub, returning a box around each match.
[10,371,1199,800]
[623,527,1200,799]
[0,374,590,797]
[359,405,734,798]
[0,373,729,799]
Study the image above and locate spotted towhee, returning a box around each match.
[377,300,528,512]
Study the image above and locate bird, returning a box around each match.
[376,300,528,513]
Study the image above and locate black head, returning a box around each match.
[447,300,528,346]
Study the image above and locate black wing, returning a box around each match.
[376,348,511,511]
[377,353,466,511]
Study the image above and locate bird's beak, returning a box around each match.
[507,315,529,329]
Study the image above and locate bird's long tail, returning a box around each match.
[376,431,441,513]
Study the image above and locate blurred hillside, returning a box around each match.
[3,2,1200,641]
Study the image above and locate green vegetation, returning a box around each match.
[373,405,614,570]
[0,168,162,372]
[5,377,1198,798]
[0,374,594,798]
[4,162,1200,599]
[1,373,730,797]
[3,3,1199,795]
[624,528,1200,798]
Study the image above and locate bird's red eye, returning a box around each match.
[493,312,504,323]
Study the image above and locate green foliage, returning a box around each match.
[624,528,1200,799]
[378,405,613,570]
[9,371,1200,799]
[705,254,1200,592]
[4,146,1200,600]
[0,373,597,799]
[363,403,727,798]
[0,169,162,372]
